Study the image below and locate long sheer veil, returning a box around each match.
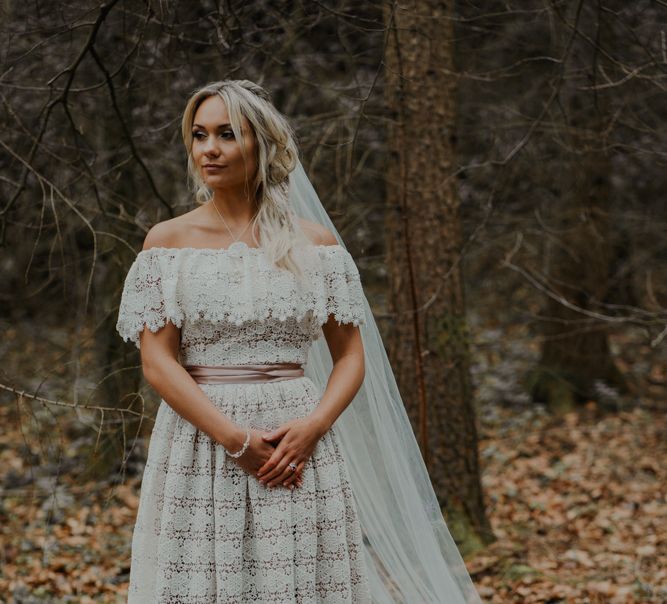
[288,159,482,603]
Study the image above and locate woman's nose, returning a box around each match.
[202,136,220,154]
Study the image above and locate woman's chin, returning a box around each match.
[202,175,228,185]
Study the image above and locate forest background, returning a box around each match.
[0,1,666,602]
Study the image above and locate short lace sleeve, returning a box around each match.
[315,245,367,327]
[115,250,182,349]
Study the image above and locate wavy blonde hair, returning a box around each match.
[181,79,312,275]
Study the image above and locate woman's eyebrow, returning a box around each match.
[192,122,232,129]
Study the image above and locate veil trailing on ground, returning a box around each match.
[288,159,482,603]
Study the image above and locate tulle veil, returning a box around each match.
[288,159,482,603]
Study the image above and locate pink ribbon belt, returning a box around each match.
[184,362,305,384]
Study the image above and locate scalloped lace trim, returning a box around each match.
[116,244,366,349]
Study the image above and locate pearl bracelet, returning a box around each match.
[225,427,250,458]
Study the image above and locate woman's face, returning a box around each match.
[191,95,258,193]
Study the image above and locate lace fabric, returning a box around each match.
[116,242,372,603]
[116,243,366,355]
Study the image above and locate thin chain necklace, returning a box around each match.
[211,199,256,244]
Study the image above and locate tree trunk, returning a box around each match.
[383,0,493,554]
[526,1,626,413]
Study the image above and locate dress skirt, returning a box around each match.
[126,376,371,603]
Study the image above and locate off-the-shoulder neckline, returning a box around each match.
[138,242,345,255]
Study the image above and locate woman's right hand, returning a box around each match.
[230,428,304,490]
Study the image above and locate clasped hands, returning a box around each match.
[232,414,326,490]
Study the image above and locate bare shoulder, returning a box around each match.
[143,208,209,250]
[297,218,338,246]
[142,210,200,250]
[143,214,338,250]
[142,218,179,250]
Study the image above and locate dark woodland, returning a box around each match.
[0,1,666,602]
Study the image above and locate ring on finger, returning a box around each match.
[268,463,297,487]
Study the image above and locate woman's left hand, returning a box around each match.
[256,415,326,488]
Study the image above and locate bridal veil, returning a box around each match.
[288,159,482,603]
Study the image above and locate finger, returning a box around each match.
[265,461,294,487]
[269,458,305,488]
[285,461,306,484]
[257,445,285,483]
[283,467,304,488]
[256,443,288,479]
[262,424,289,443]
[281,461,305,488]
[280,464,301,488]
[266,458,300,488]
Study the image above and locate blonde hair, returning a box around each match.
[181,79,312,275]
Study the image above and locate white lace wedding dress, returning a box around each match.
[116,241,372,603]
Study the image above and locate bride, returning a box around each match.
[116,79,482,603]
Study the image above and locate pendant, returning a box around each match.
[227,241,248,258]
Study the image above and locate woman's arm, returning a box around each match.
[308,318,365,435]
[137,284,303,488]
[305,225,366,434]
[136,223,246,453]
[140,321,247,453]
[257,226,367,486]
[255,316,365,487]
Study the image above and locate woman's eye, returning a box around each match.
[193,131,234,140]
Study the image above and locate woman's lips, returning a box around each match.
[203,165,226,172]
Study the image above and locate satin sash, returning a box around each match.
[183,362,305,384]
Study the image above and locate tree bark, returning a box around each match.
[383,0,493,554]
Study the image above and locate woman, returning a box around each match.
[116,80,482,603]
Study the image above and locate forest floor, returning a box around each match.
[468,322,667,603]
[0,316,665,603]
